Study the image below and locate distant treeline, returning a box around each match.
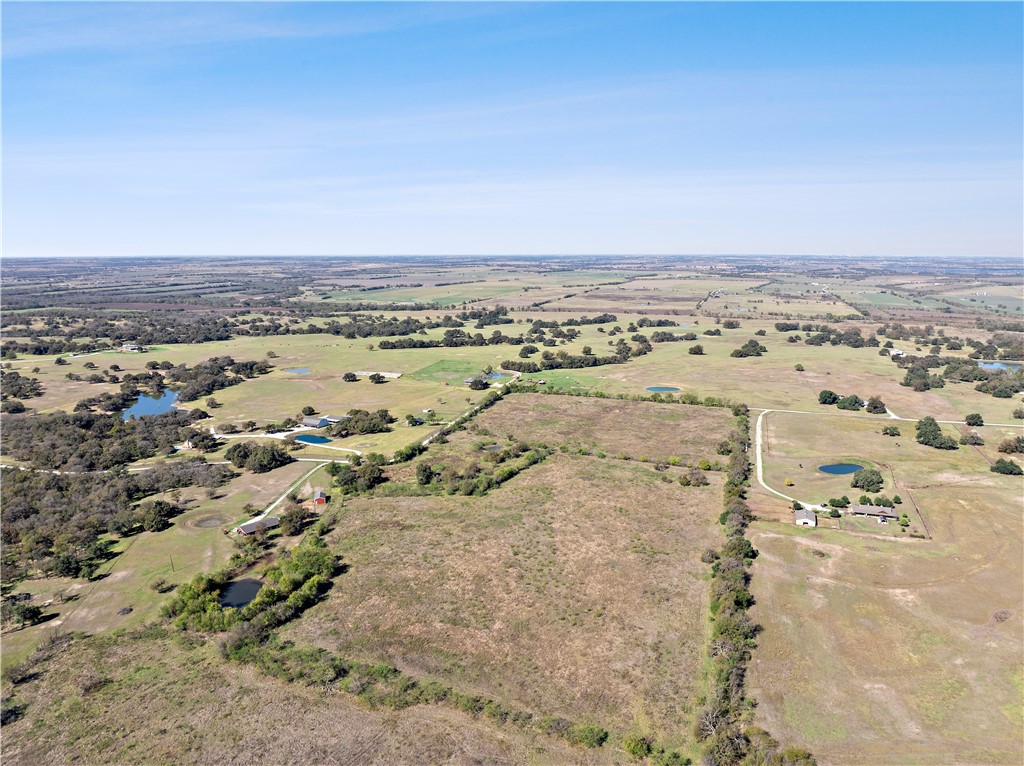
[1,306,625,356]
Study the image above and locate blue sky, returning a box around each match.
[3,2,1021,258]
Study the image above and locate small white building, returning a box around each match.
[795,508,817,527]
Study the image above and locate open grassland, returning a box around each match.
[2,630,596,766]
[284,454,724,752]
[471,393,734,465]
[745,412,1024,764]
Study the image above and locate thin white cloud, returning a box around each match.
[1,2,507,58]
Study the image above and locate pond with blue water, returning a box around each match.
[979,361,1022,372]
[646,386,680,393]
[295,434,332,445]
[818,463,864,475]
[219,579,263,608]
[121,389,179,420]
[283,367,311,374]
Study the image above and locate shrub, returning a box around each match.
[997,436,1024,454]
[623,733,653,760]
[991,459,1023,475]
[818,390,840,405]
[965,413,984,427]
[865,396,887,414]
[567,724,609,748]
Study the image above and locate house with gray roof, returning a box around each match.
[233,517,279,536]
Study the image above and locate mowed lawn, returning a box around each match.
[745,411,1024,765]
[284,454,725,751]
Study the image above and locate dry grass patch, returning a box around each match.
[2,631,595,766]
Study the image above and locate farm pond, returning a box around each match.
[295,434,331,445]
[219,579,263,608]
[818,463,863,475]
[121,389,179,420]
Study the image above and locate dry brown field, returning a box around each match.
[284,452,726,751]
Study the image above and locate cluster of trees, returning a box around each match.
[650,330,699,343]
[0,593,44,630]
[730,339,767,358]
[816,390,876,412]
[326,454,387,493]
[413,442,549,496]
[973,370,1024,399]
[165,529,336,637]
[1,459,235,579]
[0,312,238,355]
[224,442,293,473]
[915,416,958,450]
[501,339,650,374]
[856,494,901,508]
[850,468,884,494]
[330,409,394,438]
[894,354,1022,399]
[161,356,273,402]
[0,370,43,401]
[2,409,198,471]
[802,325,876,349]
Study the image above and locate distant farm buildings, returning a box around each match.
[312,491,328,506]
[119,343,146,352]
[234,517,279,536]
[794,508,817,527]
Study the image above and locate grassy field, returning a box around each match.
[285,453,724,752]
[471,393,734,465]
[745,411,1024,765]
[273,395,736,753]
[2,630,597,766]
